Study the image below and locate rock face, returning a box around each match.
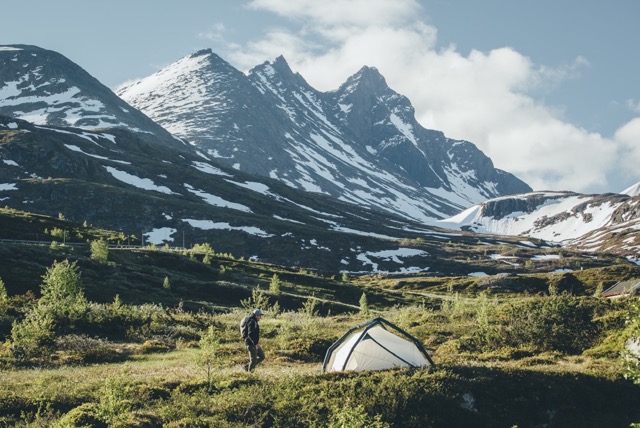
[0,44,184,150]
[118,49,531,222]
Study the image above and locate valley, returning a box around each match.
[1,43,639,427]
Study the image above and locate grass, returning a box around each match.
[1,299,639,427]
[1,211,640,426]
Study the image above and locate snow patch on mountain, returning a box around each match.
[353,247,430,273]
[104,166,174,194]
[182,218,273,237]
[192,161,232,177]
[183,184,252,212]
[145,227,177,245]
[65,144,130,164]
[0,183,18,191]
[437,190,640,255]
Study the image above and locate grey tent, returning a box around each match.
[323,317,434,373]
[602,279,640,299]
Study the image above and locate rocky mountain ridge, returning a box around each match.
[438,190,640,262]
[0,45,185,150]
[118,49,532,222]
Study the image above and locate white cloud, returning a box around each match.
[198,22,228,44]
[627,99,640,114]
[613,118,640,184]
[225,0,640,193]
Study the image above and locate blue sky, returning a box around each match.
[2,0,640,194]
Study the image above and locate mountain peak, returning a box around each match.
[190,48,213,58]
[338,65,389,95]
[353,66,387,85]
[270,55,295,75]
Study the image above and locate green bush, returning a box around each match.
[55,334,126,364]
[10,305,57,358]
[478,295,604,354]
[54,402,107,428]
[90,240,109,264]
[139,339,174,354]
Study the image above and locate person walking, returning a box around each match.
[240,309,265,372]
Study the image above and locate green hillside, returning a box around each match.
[1,208,640,427]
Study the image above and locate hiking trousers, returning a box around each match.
[247,345,265,371]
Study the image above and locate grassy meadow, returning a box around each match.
[0,208,639,427]
[1,258,640,427]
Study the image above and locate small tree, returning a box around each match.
[196,326,221,391]
[240,287,270,312]
[90,239,109,264]
[341,272,349,282]
[269,273,280,295]
[163,276,171,290]
[359,292,370,315]
[11,305,57,358]
[300,296,318,318]
[40,259,86,312]
[0,277,8,316]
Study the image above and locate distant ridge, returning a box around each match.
[0,44,185,150]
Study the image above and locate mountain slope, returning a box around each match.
[0,114,472,274]
[437,190,640,260]
[0,44,184,150]
[117,50,531,222]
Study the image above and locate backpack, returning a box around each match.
[240,316,250,339]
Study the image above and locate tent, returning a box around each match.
[322,317,435,373]
[601,279,640,299]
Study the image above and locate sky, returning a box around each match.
[2,0,640,194]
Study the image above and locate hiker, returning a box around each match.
[240,309,265,372]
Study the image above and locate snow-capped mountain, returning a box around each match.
[622,182,640,197]
[438,190,640,257]
[0,45,182,149]
[118,49,531,222]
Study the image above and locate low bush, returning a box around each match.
[54,334,127,364]
[475,295,605,354]
[139,338,174,354]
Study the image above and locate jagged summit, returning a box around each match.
[119,48,531,222]
[350,66,388,86]
[191,48,213,57]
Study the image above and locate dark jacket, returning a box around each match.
[241,315,260,347]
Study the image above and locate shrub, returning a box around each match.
[479,295,604,354]
[55,402,107,428]
[269,273,280,295]
[359,292,370,315]
[90,240,109,264]
[329,400,390,428]
[55,334,125,364]
[0,278,7,316]
[196,325,221,390]
[240,287,271,312]
[139,339,174,354]
[39,259,88,318]
[624,298,640,384]
[10,305,57,359]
